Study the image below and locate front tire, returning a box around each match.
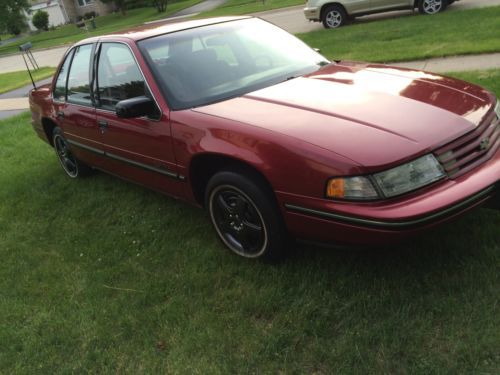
[205,170,286,260]
[53,127,91,178]
[322,5,347,29]
[419,0,447,14]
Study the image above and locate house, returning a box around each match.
[26,0,112,31]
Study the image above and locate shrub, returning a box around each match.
[6,17,26,35]
[84,11,97,19]
[32,10,49,31]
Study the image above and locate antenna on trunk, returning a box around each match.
[19,42,39,90]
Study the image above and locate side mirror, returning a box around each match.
[116,96,155,119]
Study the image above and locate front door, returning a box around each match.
[343,0,372,14]
[370,0,411,12]
[94,42,182,198]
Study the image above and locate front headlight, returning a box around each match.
[326,154,446,200]
[373,154,445,198]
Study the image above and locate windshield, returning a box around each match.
[137,18,329,110]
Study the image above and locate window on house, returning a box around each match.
[77,0,93,6]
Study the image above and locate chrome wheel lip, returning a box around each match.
[325,10,343,28]
[422,0,442,14]
[54,134,79,178]
[209,184,268,258]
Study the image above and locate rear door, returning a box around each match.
[94,41,182,197]
[53,43,107,169]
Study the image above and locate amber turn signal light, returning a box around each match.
[326,178,345,198]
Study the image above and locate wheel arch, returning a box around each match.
[41,117,58,147]
[320,2,348,20]
[189,152,276,208]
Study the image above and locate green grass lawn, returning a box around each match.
[0,70,499,372]
[450,69,500,94]
[297,6,500,63]
[0,67,56,94]
[0,2,201,56]
[199,0,303,17]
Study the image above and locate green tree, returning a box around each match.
[0,0,28,35]
[32,10,49,31]
[152,0,168,13]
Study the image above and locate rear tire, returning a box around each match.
[205,170,287,260]
[322,5,347,29]
[419,0,447,14]
[53,127,92,178]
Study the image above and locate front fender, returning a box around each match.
[170,109,362,200]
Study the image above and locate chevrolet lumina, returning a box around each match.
[29,17,500,260]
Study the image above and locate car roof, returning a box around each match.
[74,16,252,46]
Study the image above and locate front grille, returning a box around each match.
[434,112,500,178]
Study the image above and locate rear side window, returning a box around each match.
[67,44,93,106]
[53,49,74,101]
[96,43,146,111]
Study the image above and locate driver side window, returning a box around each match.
[96,43,147,111]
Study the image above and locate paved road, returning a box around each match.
[144,0,228,24]
[0,35,23,47]
[0,0,498,74]
[0,77,52,99]
[0,109,25,120]
[257,0,500,34]
[0,45,69,74]
[0,77,52,120]
[172,0,227,16]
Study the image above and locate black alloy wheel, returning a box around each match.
[53,127,90,178]
[206,171,286,260]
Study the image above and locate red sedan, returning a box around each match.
[29,17,500,260]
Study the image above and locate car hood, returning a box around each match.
[193,62,495,170]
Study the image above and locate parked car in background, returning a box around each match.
[304,0,457,28]
[29,17,499,260]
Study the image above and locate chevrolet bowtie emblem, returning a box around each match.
[479,137,490,151]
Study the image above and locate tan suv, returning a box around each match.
[304,0,457,28]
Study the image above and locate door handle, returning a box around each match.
[57,111,64,119]
[98,120,108,134]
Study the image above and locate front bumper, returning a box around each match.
[304,7,320,21]
[278,148,500,245]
